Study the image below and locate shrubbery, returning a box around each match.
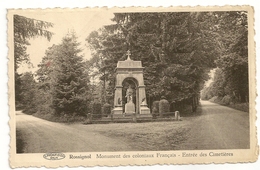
[209,95,231,105]
[208,95,249,112]
[159,96,170,117]
[91,102,102,119]
[152,101,159,118]
[221,95,231,105]
[102,103,111,117]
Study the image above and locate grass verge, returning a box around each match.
[94,121,191,151]
[208,96,248,112]
[33,112,86,123]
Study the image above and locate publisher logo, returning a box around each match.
[43,153,65,160]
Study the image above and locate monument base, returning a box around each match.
[140,104,150,114]
[113,106,123,115]
[125,102,135,114]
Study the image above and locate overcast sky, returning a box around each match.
[17,9,115,73]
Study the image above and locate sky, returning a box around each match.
[17,9,115,73]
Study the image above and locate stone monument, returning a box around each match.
[113,50,150,115]
[124,86,135,114]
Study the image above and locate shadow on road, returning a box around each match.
[16,129,25,154]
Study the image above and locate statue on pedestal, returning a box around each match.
[125,86,135,114]
[125,86,134,103]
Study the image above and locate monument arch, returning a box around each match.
[113,50,150,115]
[122,77,139,113]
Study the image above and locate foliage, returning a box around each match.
[14,14,53,72]
[34,32,92,117]
[14,15,53,106]
[152,101,160,114]
[86,12,222,106]
[221,95,231,105]
[201,11,249,103]
[208,95,248,112]
[92,102,102,119]
[18,72,38,114]
[159,98,170,115]
[103,103,111,116]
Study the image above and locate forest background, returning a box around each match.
[14,11,249,121]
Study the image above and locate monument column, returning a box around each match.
[113,85,123,114]
[138,85,150,114]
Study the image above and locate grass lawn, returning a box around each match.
[85,121,191,151]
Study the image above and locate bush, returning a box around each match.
[152,101,159,118]
[92,102,102,119]
[229,103,249,112]
[221,95,231,105]
[102,103,111,117]
[23,107,37,115]
[159,97,170,117]
[152,101,159,113]
[209,96,222,103]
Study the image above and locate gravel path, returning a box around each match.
[175,100,249,150]
[16,111,133,153]
[16,100,249,153]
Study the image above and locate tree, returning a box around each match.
[18,72,38,114]
[87,12,222,111]
[216,12,248,102]
[14,15,53,106]
[202,11,249,103]
[14,14,53,71]
[46,32,91,116]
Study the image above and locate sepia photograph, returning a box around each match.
[8,6,257,167]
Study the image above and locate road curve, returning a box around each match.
[16,100,250,153]
[16,111,133,153]
[177,100,250,150]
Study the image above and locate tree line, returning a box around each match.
[86,12,248,113]
[15,11,249,118]
[15,15,91,117]
[201,11,248,107]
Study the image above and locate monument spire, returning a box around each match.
[126,50,131,60]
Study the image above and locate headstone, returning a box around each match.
[175,111,180,121]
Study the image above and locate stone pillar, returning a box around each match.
[136,87,139,114]
[139,85,150,114]
[175,111,180,121]
[113,85,123,115]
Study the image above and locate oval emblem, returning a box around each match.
[43,153,65,160]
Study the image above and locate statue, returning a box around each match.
[125,86,133,103]
[118,98,121,105]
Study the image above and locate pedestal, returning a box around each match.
[140,103,150,114]
[125,102,135,114]
[113,106,123,115]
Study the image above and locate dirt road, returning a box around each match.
[176,100,250,150]
[16,100,249,153]
[16,111,133,153]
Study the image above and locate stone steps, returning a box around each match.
[83,115,179,124]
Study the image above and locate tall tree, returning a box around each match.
[87,12,221,111]
[202,11,249,103]
[46,32,91,116]
[18,72,38,113]
[216,11,248,102]
[14,15,53,106]
[14,14,53,71]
